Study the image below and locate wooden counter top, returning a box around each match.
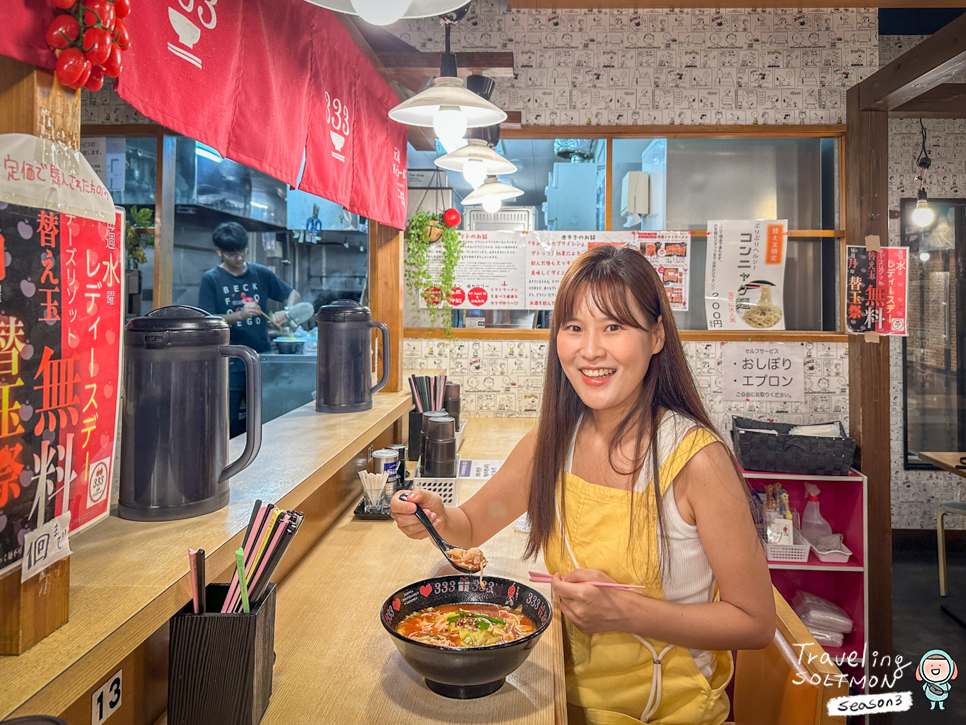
[262,417,561,725]
[155,417,560,725]
[1,391,413,719]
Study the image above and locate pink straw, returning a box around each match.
[222,505,269,612]
[528,571,647,591]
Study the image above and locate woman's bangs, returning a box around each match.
[553,249,649,331]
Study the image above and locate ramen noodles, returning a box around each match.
[742,284,783,329]
[396,603,536,647]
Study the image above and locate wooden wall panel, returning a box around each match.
[369,221,404,393]
[845,87,892,692]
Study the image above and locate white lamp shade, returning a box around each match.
[462,177,524,206]
[350,0,410,25]
[389,77,507,129]
[302,0,468,20]
[434,138,517,177]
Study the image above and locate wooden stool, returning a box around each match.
[938,502,966,597]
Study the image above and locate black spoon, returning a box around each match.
[399,492,486,574]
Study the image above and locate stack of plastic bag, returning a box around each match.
[792,590,854,648]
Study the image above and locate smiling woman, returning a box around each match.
[392,245,775,724]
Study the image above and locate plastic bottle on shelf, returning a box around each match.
[801,483,833,543]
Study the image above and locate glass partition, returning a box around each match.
[902,198,966,468]
[405,133,841,333]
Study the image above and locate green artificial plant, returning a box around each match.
[125,205,154,267]
[404,209,464,338]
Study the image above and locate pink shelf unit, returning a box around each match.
[744,469,869,690]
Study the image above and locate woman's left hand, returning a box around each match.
[551,569,640,635]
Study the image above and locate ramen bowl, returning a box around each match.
[380,575,552,699]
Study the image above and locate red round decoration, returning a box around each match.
[443,208,461,228]
[84,65,104,92]
[114,0,132,19]
[83,27,113,66]
[101,43,123,78]
[45,14,80,50]
[52,0,76,9]
[55,47,89,89]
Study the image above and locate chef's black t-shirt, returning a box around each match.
[197,263,293,354]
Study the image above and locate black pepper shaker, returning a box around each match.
[425,415,457,478]
[443,382,461,434]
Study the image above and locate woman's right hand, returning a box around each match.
[390,488,445,540]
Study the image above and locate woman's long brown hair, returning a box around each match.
[524,245,757,576]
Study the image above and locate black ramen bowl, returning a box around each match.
[380,575,552,699]
[275,339,304,354]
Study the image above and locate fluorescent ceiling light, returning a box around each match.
[302,0,469,22]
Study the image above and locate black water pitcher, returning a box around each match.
[316,300,389,413]
[119,306,262,521]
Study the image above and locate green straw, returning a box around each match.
[235,548,250,614]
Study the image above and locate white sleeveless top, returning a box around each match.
[565,411,717,680]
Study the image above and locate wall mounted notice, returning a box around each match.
[0,204,124,579]
[705,220,787,331]
[845,245,908,336]
[423,231,645,310]
[422,231,526,309]
[721,342,805,402]
[635,231,691,311]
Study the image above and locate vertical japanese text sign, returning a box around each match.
[0,203,123,577]
[845,246,908,336]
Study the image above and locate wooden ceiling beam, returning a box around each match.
[511,0,965,7]
[377,52,515,78]
[890,83,966,117]
[856,12,966,112]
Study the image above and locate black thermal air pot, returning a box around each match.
[316,300,390,413]
[119,306,262,521]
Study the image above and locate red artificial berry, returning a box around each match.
[45,14,80,50]
[52,0,76,9]
[83,27,113,66]
[55,47,88,89]
[113,0,131,19]
[83,0,115,31]
[112,17,130,49]
[101,42,123,78]
[84,65,104,92]
[443,208,461,228]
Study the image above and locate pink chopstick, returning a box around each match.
[528,571,647,591]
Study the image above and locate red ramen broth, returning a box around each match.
[396,603,536,647]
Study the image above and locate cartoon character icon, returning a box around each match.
[917,650,958,710]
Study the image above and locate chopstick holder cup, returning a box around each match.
[168,583,277,725]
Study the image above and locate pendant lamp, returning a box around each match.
[302,0,469,25]
[388,20,506,149]
[435,139,517,189]
[462,177,523,214]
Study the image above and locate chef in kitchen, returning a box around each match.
[198,221,301,437]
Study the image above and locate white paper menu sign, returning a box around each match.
[720,342,805,402]
[21,512,72,582]
[705,219,788,331]
[527,234,587,308]
[635,231,691,311]
[526,231,640,308]
[422,231,526,309]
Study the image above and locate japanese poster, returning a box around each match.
[845,245,909,336]
[705,219,788,331]
[634,230,691,311]
[422,231,527,310]
[0,203,123,578]
[527,234,588,309]
[721,342,805,402]
[526,232,640,308]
